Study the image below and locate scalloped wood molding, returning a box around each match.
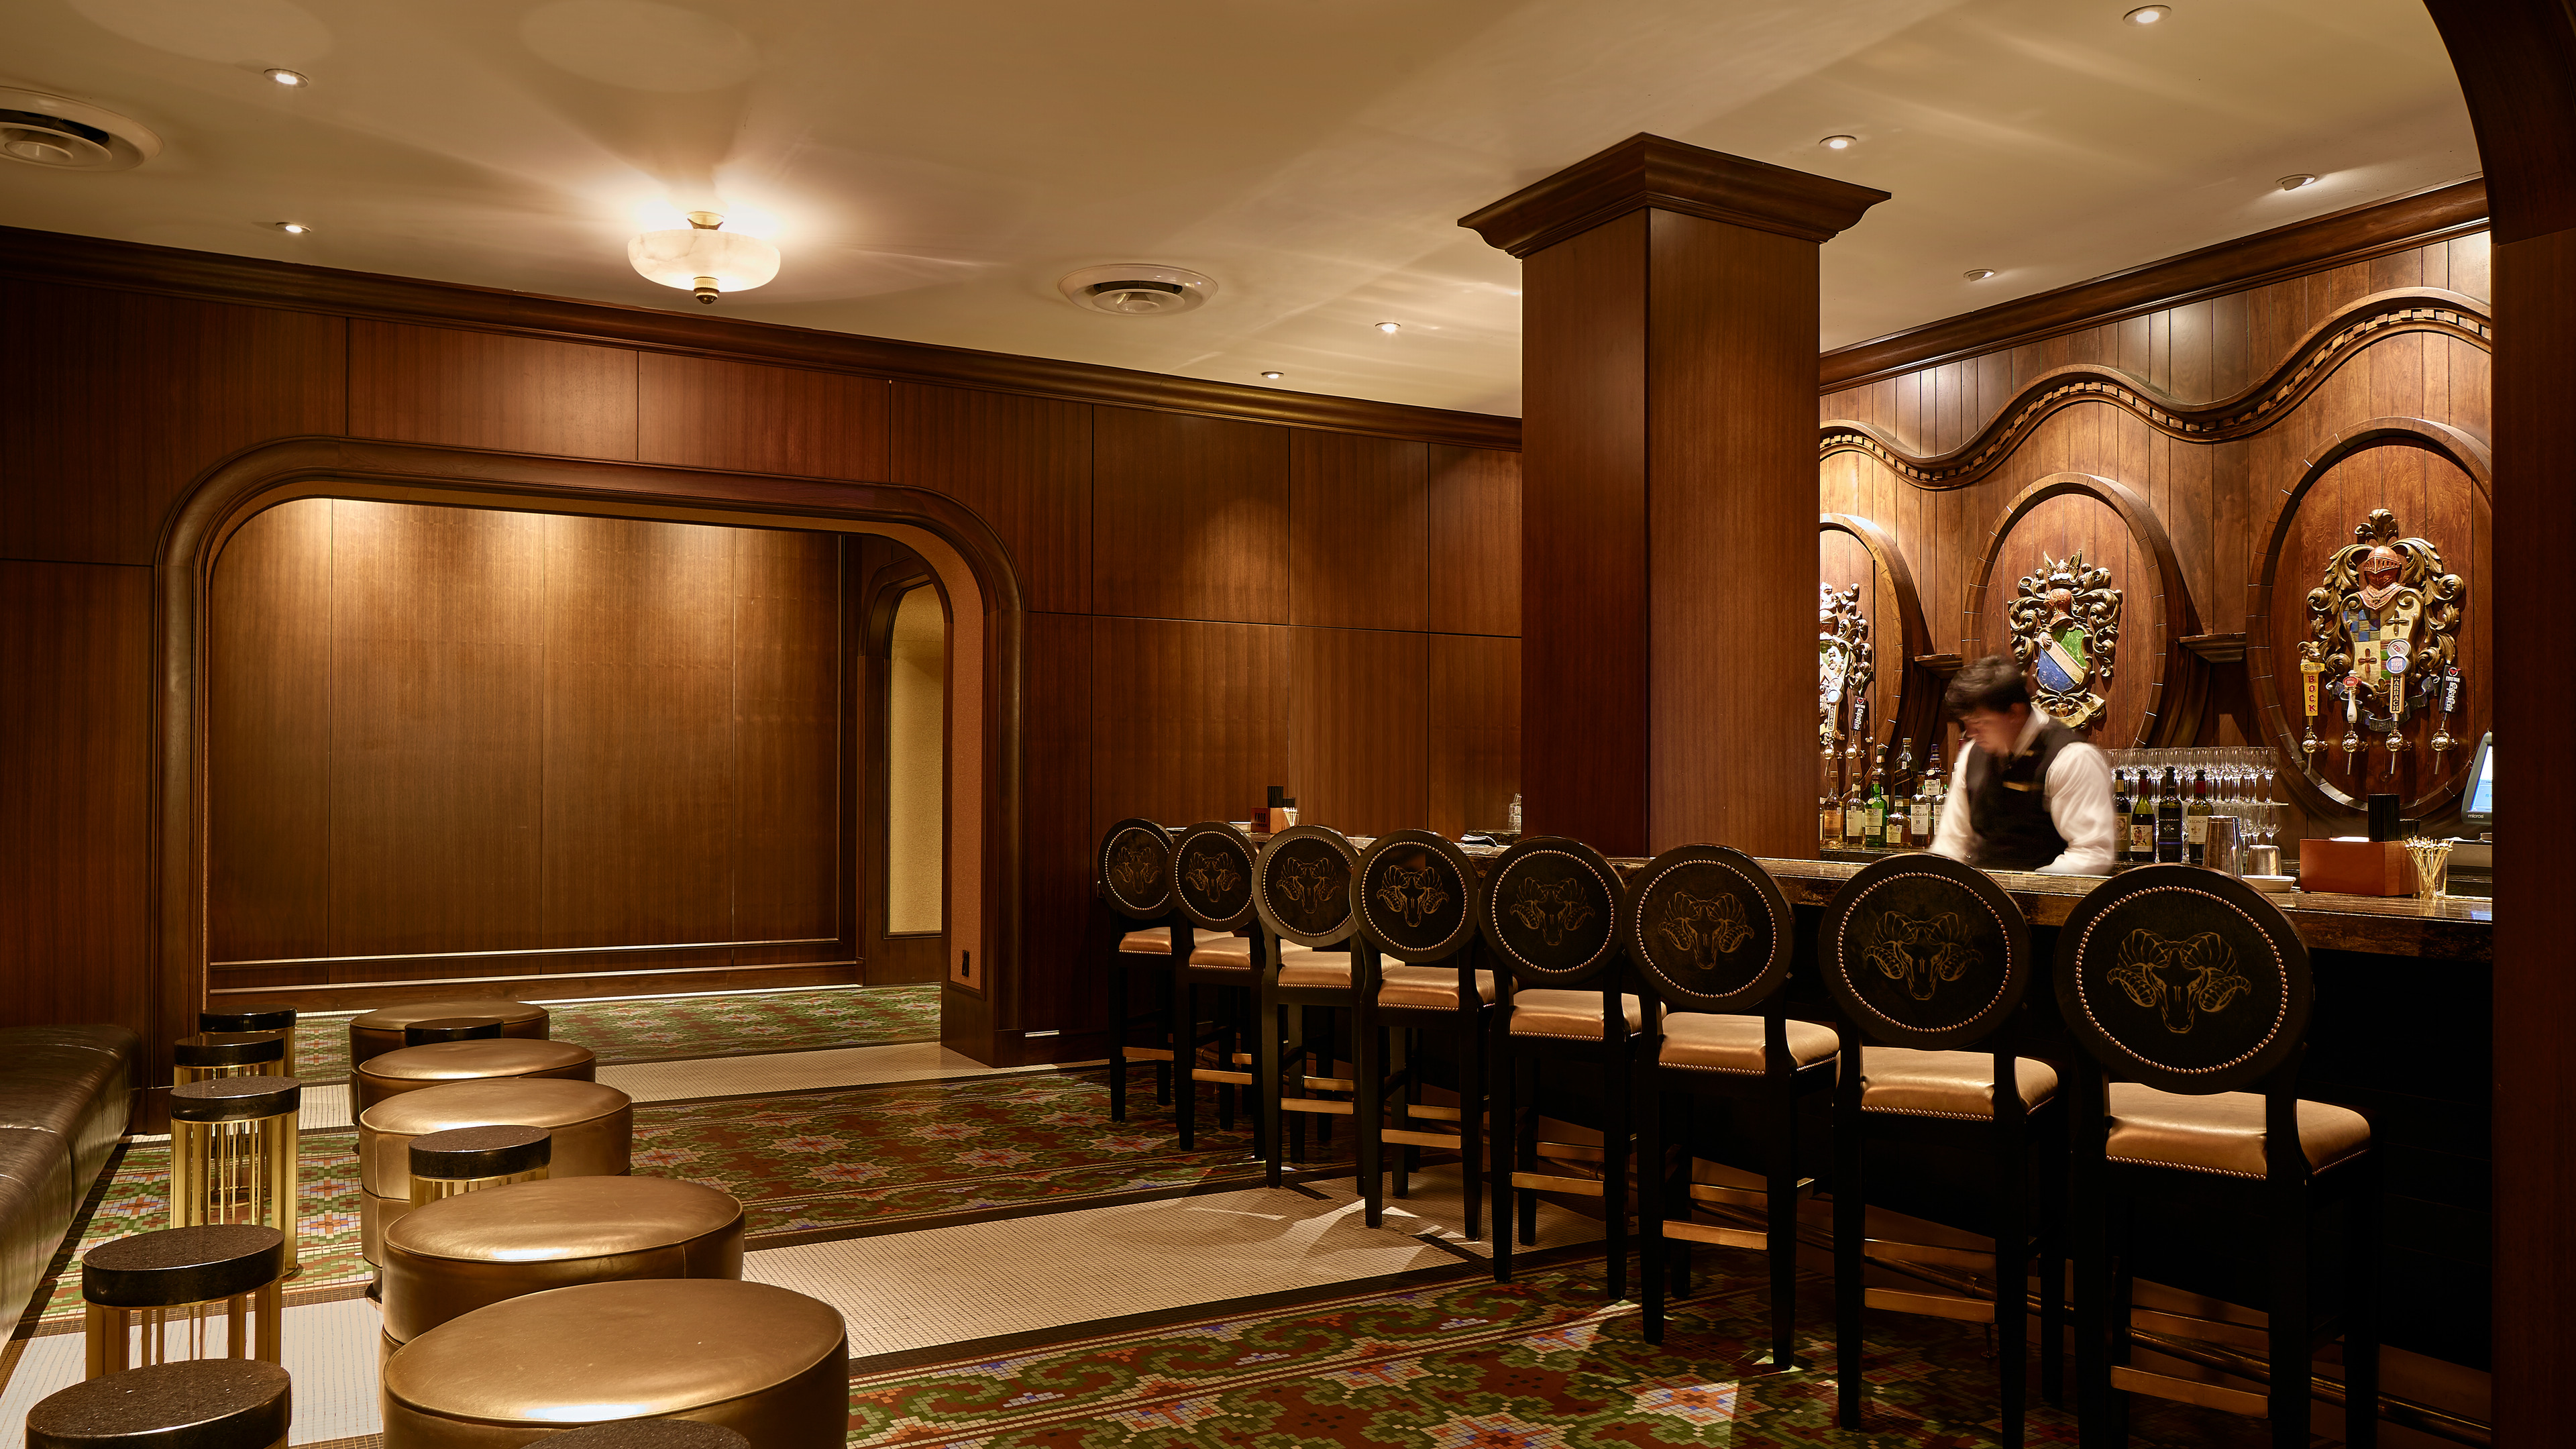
[1819,288,2491,489]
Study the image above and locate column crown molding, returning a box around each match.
[1458,133,1891,258]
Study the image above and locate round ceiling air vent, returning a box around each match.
[1058,264,1216,317]
[0,89,162,172]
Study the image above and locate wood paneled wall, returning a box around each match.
[1819,233,2493,839]
[209,500,851,1002]
[0,268,1519,1061]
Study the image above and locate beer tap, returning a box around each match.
[2430,665,2462,767]
[2340,676,2363,773]
[2299,657,2323,767]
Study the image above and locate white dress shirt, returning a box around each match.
[1927,711,2118,875]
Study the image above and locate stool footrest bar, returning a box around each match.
[1660,1220,1767,1252]
[1864,1287,1993,1322]
[1382,1128,1462,1149]
[1510,1172,1603,1196]
[1282,1099,1354,1116]
[1864,1238,1995,1272]
[1193,1069,1254,1086]
[2110,1366,2269,1417]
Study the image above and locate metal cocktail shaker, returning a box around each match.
[2202,816,2243,877]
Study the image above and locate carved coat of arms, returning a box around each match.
[1819,584,1873,751]
[2300,508,2463,767]
[2008,551,2122,728]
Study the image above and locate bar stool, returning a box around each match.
[1163,820,1280,1149]
[1816,851,2062,1445]
[27,1358,292,1449]
[1481,835,1637,1297]
[1095,817,1180,1122]
[358,1078,633,1267]
[350,999,549,1069]
[197,1009,296,1074]
[541,1422,749,1449]
[380,1176,744,1350]
[381,1280,846,1447]
[1348,830,1497,1237]
[352,1038,597,1116]
[409,1125,551,1208]
[404,1018,504,1047]
[167,1077,301,1273]
[2055,864,2377,1449]
[1248,824,1366,1199]
[1627,845,1837,1364]
[171,1034,287,1088]
[81,1225,284,1378]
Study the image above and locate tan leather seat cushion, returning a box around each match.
[1118,928,1263,969]
[1509,989,1646,1040]
[2106,1083,2371,1179]
[1273,959,1494,1008]
[1657,1014,1837,1074]
[1858,1047,2059,1119]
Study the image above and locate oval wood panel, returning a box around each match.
[1964,473,2202,749]
[1819,514,1935,775]
[2249,417,2492,822]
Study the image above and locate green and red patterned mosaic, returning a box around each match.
[286,983,943,1085]
[847,1260,2271,1449]
[28,1068,1280,1328]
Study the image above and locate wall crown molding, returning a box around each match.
[1458,133,1892,258]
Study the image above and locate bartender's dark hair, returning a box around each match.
[1944,655,2033,718]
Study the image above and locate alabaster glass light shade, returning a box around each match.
[627,221,780,299]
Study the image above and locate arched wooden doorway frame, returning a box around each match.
[154,437,1027,1081]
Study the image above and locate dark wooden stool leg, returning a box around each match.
[1833,1042,1866,1430]
[1994,1083,2030,1449]
[1109,959,1131,1122]
[1391,1027,1415,1200]
[1460,1006,1485,1243]
[1768,1073,1799,1370]
[1356,1004,1386,1228]
[2344,1156,2380,1449]
[1491,1020,1518,1283]
[1171,971,1197,1152]
[1639,1067,1667,1344]
[1515,1056,1542,1246]
[1260,979,1287,1187]
[1603,1045,1630,1302]
[2267,1176,2313,1449]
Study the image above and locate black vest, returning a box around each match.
[1964,716,2079,871]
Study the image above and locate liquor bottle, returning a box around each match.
[1865,746,1890,849]
[2112,769,2133,864]
[2129,771,2157,865]
[1921,746,1947,839]
[1841,755,1869,849]
[1819,751,1841,851]
[2155,767,2184,863]
[2184,769,2213,866]
[1910,754,1937,846]
[1895,739,1916,798]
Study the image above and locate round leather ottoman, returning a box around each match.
[380,1280,846,1448]
[380,1177,745,1348]
[351,1001,550,1068]
[358,1079,633,1265]
[353,1040,596,1117]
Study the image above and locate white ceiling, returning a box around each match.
[2,0,2477,417]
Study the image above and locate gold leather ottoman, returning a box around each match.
[352,1040,596,1118]
[380,1279,847,1448]
[350,1001,550,1069]
[380,1177,745,1348]
[357,1079,632,1265]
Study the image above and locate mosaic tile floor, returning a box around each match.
[846,1258,2277,1449]
[285,983,943,1085]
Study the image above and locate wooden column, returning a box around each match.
[1462,136,1886,856]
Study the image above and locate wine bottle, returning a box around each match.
[1841,755,1868,849]
[2129,771,2157,865]
[2155,767,2184,863]
[1866,745,1890,849]
[2184,769,2213,866]
[2112,769,2134,864]
[1922,746,1947,839]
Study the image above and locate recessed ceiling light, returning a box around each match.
[2124,5,2167,23]
[1375,321,1401,333]
[2278,173,2320,191]
[274,221,313,234]
[1820,135,1856,151]
[1963,268,1996,282]
[264,68,309,87]
[1260,370,1283,380]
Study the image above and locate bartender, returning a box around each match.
[1927,655,2118,874]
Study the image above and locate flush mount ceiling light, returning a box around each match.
[2124,5,2168,23]
[1260,370,1283,380]
[628,211,780,305]
[2278,173,2321,191]
[1820,135,1856,150]
[1057,263,1216,316]
[1375,321,1401,333]
[0,88,162,172]
[264,68,309,87]
[1964,268,1998,281]
[274,221,312,234]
